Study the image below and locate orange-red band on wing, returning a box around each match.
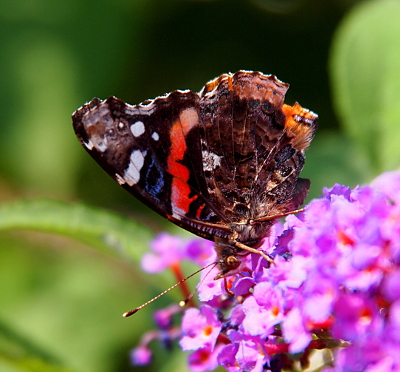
[167,108,199,215]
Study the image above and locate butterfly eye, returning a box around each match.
[225,255,240,270]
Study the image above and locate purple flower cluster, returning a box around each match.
[132,171,400,372]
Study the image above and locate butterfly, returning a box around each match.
[72,70,317,284]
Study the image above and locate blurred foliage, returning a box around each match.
[0,199,153,264]
[1,0,400,371]
[330,0,400,174]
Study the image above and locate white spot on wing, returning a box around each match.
[202,148,221,172]
[171,211,182,220]
[80,101,112,153]
[293,114,302,123]
[115,174,125,185]
[92,136,107,152]
[179,108,199,133]
[130,121,145,137]
[83,139,94,150]
[124,150,145,186]
[152,132,159,141]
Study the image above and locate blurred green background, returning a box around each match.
[1,0,400,371]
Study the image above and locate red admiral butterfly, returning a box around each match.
[72,71,317,282]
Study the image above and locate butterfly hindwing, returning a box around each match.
[196,72,317,223]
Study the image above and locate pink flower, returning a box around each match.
[180,305,222,351]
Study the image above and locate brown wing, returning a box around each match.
[196,71,318,223]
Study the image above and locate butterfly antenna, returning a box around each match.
[123,262,216,317]
[178,261,218,308]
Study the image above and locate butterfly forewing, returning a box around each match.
[72,93,229,241]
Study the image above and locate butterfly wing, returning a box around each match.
[72,94,231,241]
[72,72,318,246]
[196,71,318,223]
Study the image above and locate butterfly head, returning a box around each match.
[213,238,248,280]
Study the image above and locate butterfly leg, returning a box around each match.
[223,277,235,296]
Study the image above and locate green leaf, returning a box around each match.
[0,317,80,372]
[0,198,153,264]
[330,0,400,173]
